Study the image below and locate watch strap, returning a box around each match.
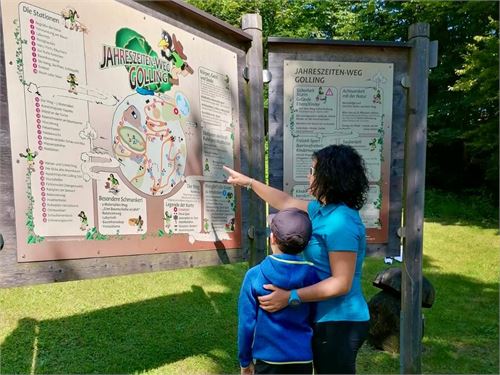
[288,289,301,306]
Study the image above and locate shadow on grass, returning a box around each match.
[424,189,499,230]
[419,268,499,374]
[0,285,239,374]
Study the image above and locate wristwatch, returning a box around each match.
[288,289,302,307]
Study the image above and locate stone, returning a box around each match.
[372,267,436,307]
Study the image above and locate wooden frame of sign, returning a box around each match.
[268,38,411,257]
[0,0,254,287]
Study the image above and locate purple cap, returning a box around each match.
[268,208,312,251]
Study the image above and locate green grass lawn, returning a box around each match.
[358,190,499,374]
[0,190,498,374]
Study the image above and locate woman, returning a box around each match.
[224,144,370,374]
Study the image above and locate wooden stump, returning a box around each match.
[368,290,401,353]
[368,289,426,354]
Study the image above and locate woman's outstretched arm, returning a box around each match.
[223,166,308,212]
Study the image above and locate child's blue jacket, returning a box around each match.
[238,253,319,367]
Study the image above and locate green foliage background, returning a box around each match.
[187,0,499,201]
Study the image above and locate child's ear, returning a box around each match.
[269,232,276,245]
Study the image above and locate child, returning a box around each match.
[238,208,318,374]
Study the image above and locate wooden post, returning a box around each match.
[241,14,267,266]
[401,23,430,374]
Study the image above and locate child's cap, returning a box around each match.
[267,208,312,251]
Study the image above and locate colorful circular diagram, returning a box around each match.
[111,93,187,196]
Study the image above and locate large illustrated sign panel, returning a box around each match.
[1,0,241,261]
[284,60,393,242]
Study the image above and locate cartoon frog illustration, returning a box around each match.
[77,210,88,231]
[19,148,38,172]
[67,73,78,94]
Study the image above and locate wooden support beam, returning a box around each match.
[401,22,430,374]
[241,14,267,266]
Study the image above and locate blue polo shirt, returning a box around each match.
[303,200,370,322]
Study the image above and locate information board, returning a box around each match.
[1,0,241,261]
[283,60,393,242]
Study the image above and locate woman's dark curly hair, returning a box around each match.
[310,144,369,210]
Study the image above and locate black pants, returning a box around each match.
[254,360,313,374]
[312,320,369,374]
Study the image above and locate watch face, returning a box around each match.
[290,299,301,307]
